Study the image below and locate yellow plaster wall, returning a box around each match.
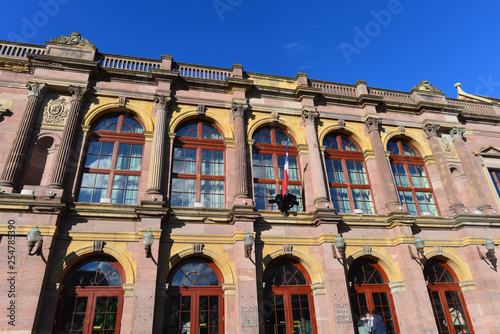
[247,113,306,146]
[317,121,372,151]
[168,105,233,139]
[424,248,474,283]
[346,247,404,283]
[83,96,155,132]
[50,240,137,285]
[381,126,433,157]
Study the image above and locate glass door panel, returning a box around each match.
[167,295,192,334]
[265,293,287,334]
[290,294,312,334]
[444,291,471,334]
[372,292,396,334]
[429,291,450,334]
[92,296,119,333]
[60,296,88,333]
[349,292,368,319]
[198,295,219,334]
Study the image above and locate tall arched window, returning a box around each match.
[348,260,399,334]
[252,127,302,211]
[171,120,225,208]
[424,260,474,334]
[387,139,438,216]
[78,113,144,204]
[263,260,317,334]
[165,259,224,334]
[323,133,374,214]
[54,257,124,333]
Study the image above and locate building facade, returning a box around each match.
[1,32,500,334]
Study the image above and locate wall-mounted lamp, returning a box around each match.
[477,237,496,261]
[143,229,154,258]
[27,225,43,256]
[409,236,425,261]
[332,234,345,260]
[244,232,254,258]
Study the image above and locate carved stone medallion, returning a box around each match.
[439,134,456,158]
[43,97,69,125]
[49,32,96,49]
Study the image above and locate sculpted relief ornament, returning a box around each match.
[301,108,320,126]
[49,32,96,49]
[411,80,443,94]
[43,97,69,125]
[439,136,456,158]
[365,117,381,132]
[231,102,248,119]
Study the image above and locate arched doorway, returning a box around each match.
[165,258,224,334]
[263,259,317,334]
[53,256,125,334]
[424,259,474,334]
[348,259,399,334]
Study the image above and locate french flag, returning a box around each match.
[281,135,289,196]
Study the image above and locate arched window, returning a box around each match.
[323,133,374,214]
[252,127,302,211]
[54,257,124,334]
[348,260,399,334]
[171,120,225,208]
[388,139,438,216]
[263,260,317,334]
[424,260,474,334]
[78,113,144,204]
[165,259,224,334]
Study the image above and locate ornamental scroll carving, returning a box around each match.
[49,32,96,48]
[423,123,440,139]
[42,97,69,125]
[411,80,442,94]
[231,102,248,119]
[154,95,170,109]
[301,109,319,125]
[364,117,381,133]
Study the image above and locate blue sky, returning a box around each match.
[1,0,500,97]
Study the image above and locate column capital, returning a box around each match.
[423,123,440,139]
[230,102,248,119]
[154,94,170,109]
[26,82,47,98]
[365,117,381,133]
[450,127,465,141]
[69,85,87,101]
[301,108,319,125]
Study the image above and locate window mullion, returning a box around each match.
[106,141,120,199]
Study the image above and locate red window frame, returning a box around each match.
[263,260,318,334]
[324,134,375,214]
[489,170,500,198]
[53,257,125,334]
[348,260,400,334]
[165,259,225,334]
[252,127,302,211]
[171,121,225,208]
[388,139,439,216]
[425,261,474,334]
[79,114,144,204]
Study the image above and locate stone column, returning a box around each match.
[231,102,250,200]
[0,82,47,189]
[423,124,466,214]
[302,108,329,205]
[49,85,87,189]
[365,117,401,211]
[450,127,494,213]
[147,95,169,194]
